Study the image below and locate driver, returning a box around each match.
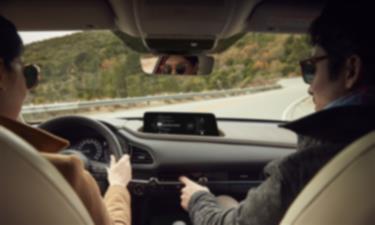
[0,16,132,225]
[179,2,375,225]
[159,55,198,75]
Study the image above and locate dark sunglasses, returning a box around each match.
[161,63,187,75]
[299,55,328,84]
[23,64,40,89]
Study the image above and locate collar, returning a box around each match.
[0,116,69,153]
[324,86,375,110]
[280,105,375,142]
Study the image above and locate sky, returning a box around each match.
[19,31,78,45]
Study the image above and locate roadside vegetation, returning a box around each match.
[23,31,310,104]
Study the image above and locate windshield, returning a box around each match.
[20,31,314,123]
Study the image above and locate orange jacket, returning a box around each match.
[0,116,131,225]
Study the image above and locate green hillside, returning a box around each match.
[23,31,310,104]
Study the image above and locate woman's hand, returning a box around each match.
[107,154,132,188]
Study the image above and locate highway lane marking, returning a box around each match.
[282,95,310,120]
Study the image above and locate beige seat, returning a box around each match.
[280,131,375,225]
[0,126,94,225]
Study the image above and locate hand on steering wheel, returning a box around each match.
[107,154,132,188]
[39,115,128,193]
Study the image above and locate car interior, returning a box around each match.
[0,126,94,225]
[1,0,374,225]
[280,131,375,225]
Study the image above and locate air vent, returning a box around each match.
[130,145,154,164]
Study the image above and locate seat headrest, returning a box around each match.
[281,131,375,225]
[0,126,94,225]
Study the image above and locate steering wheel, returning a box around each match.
[39,116,125,192]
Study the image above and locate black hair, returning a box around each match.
[309,2,375,85]
[0,15,23,70]
[185,56,198,66]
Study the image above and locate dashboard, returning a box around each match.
[39,115,297,225]
[55,117,296,196]
[39,115,297,194]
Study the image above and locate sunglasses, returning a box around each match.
[299,55,328,84]
[161,63,187,75]
[23,64,40,89]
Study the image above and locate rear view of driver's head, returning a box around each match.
[0,16,27,120]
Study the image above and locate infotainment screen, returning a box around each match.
[143,112,219,136]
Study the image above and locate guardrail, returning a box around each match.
[22,84,281,115]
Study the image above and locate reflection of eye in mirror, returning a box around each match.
[140,54,214,76]
[175,64,187,75]
[161,64,172,74]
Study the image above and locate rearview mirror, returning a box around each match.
[140,55,214,76]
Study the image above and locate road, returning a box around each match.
[92,78,314,121]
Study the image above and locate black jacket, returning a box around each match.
[188,106,375,225]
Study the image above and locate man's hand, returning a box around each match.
[107,154,132,188]
[179,176,210,211]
